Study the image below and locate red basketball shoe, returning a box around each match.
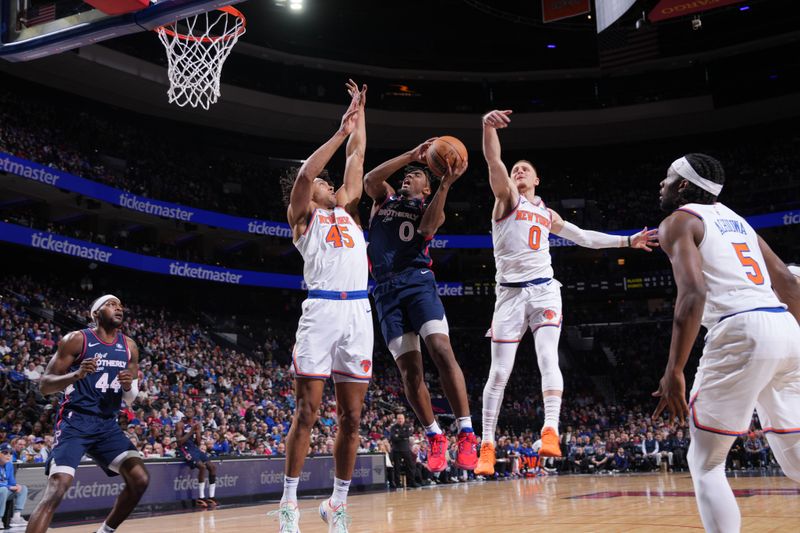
[427,433,448,472]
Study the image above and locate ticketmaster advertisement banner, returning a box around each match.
[16,455,385,515]
[0,152,293,238]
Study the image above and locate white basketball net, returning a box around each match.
[156,8,246,110]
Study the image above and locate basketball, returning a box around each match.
[426,136,468,177]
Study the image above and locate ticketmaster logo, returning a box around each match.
[31,233,112,262]
[0,155,60,185]
[66,481,126,499]
[173,474,239,491]
[119,193,194,221]
[261,471,311,485]
[247,221,293,237]
[783,212,800,226]
[169,262,243,284]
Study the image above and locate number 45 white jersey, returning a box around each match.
[676,202,784,328]
[492,195,554,284]
[294,207,368,292]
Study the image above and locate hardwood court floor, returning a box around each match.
[53,473,800,532]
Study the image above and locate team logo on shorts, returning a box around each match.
[360,360,372,373]
[543,309,559,321]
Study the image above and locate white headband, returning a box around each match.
[789,265,800,277]
[90,294,120,317]
[671,157,723,197]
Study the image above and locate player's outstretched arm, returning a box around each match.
[652,211,706,423]
[39,331,98,395]
[757,235,800,322]
[549,209,659,251]
[337,80,368,220]
[288,90,360,230]
[418,159,468,238]
[482,110,515,203]
[364,138,435,203]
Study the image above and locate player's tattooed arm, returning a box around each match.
[39,331,98,395]
[337,80,368,223]
[757,236,800,322]
[652,211,706,423]
[288,89,360,235]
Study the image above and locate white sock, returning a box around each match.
[13,512,21,519]
[209,483,216,498]
[457,416,473,433]
[330,477,351,507]
[281,475,299,503]
[482,341,518,443]
[198,480,206,499]
[424,420,442,435]
[97,524,115,533]
[543,395,562,431]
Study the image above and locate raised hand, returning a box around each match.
[411,138,438,165]
[441,157,469,188]
[482,109,513,129]
[631,227,659,251]
[76,356,99,379]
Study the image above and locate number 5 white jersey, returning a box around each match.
[294,206,368,292]
[676,202,784,328]
[492,195,554,283]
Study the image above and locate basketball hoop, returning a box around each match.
[154,6,246,110]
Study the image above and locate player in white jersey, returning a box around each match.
[476,109,658,475]
[273,80,369,533]
[653,153,800,533]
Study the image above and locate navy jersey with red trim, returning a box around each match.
[368,195,433,282]
[59,329,130,419]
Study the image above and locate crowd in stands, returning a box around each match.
[2,82,800,238]
[0,274,783,489]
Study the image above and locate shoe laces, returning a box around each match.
[268,505,299,532]
[430,435,445,456]
[331,505,352,533]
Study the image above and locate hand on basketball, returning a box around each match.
[119,369,133,391]
[652,370,689,423]
[631,227,659,252]
[482,110,513,129]
[411,138,438,165]
[441,158,469,187]
[76,356,99,379]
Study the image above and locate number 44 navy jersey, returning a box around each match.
[368,195,434,282]
[60,329,131,419]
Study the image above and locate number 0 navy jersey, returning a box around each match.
[59,329,131,419]
[368,194,433,282]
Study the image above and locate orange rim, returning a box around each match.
[155,6,246,44]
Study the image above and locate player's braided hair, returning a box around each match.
[679,153,725,206]
[280,167,332,207]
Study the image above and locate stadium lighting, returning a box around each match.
[547,43,556,49]
[289,0,303,11]
[740,5,750,11]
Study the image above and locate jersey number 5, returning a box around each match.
[732,243,765,285]
[325,226,354,248]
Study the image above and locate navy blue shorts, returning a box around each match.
[179,443,209,469]
[372,268,447,344]
[47,411,138,478]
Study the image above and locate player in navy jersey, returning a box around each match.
[26,295,149,533]
[176,407,218,508]
[364,139,479,473]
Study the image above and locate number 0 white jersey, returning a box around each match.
[676,202,784,328]
[294,207,368,291]
[492,195,554,283]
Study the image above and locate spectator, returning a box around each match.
[0,443,28,528]
[641,431,659,471]
[389,414,417,488]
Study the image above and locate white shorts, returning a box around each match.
[489,280,563,343]
[292,298,374,383]
[690,310,800,436]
